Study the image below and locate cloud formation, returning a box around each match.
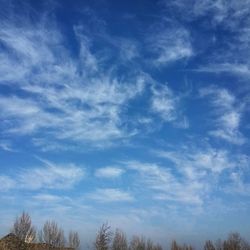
[147,23,193,65]
[0,13,191,150]
[200,86,245,144]
[125,161,204,205]
[0,160,85,191]
[95,167,125,178]
[88,188,134,202]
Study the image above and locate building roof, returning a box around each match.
[0,233,27,250]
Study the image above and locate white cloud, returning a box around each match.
[163,0,250,27]
[88,188,134,202]
[0,175,16,191]
[18,161,85,190]
[154,146,249,203]
[0,96,40,117]
[32,193,64,203]
[150,83,188,128]
[0,17,146,146]
[95,167,125,178]
[153,192,202,205]
[199,86,245,144]
[157,147,237,174]
[199,86,235,108]
[163,0,250,83]
[224,170,250,196]
[0,10,189,151]
[196,63,250,78]
[0,96,54,134]
[148,25,193,65]
[0,141,14,152]
[125,161,204,205]
[151,84,177,122]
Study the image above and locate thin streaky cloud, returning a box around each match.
[147,23,193,65]
[124,161,205,205]
[18,162,85,190]
[195,63,250,78]
[95,167,125,178]
[0,176,16,191]
[199,86,245,144]
[87,188,134,202]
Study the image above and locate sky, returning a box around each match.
[0,0,250,248]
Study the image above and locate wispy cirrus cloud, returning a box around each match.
[125,161,205,205]
[0,175,16,191]
[155,144,250,201]
[150,83,189,128]
[95,167,125,178]
[32,193,65,203]
[87,188,134,202]
[157,147,242,175]
[150,84,177,122]
[162,0,250,83]
[0,140,15,152]
[147,23,193,66]
[162,0,250,27]
[0,19,190,152]
[19,161,85,190]
[199,86,245,144]
[0,160,85,192]
[0,15,146,147]
[0,5,193,152]
[118,145,248,206]
[196,63,250,78]
[225,169,250,196]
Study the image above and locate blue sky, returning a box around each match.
[0,0,250,247]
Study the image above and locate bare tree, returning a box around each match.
[182,244,194,250]
[215,239,223,250]
[146,239,162,250]
[95,223,112,250]
[224,232,250,250]
[129,236,146,250]
[171,241,193,250]
[241,239,250,250]
[146,239,154,250]
[171,240,181,250]
[222,233,239,250]
[204,240,216,250]
[153,244,163,250]
[39,220,65,248]
[69,230,80,250]
[225,232,242,250]
[10,211,36,243]
[112,229,128,250]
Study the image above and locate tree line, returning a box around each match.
[10,212,80,249]
[94,223,250,250]
[6,212,250,250]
